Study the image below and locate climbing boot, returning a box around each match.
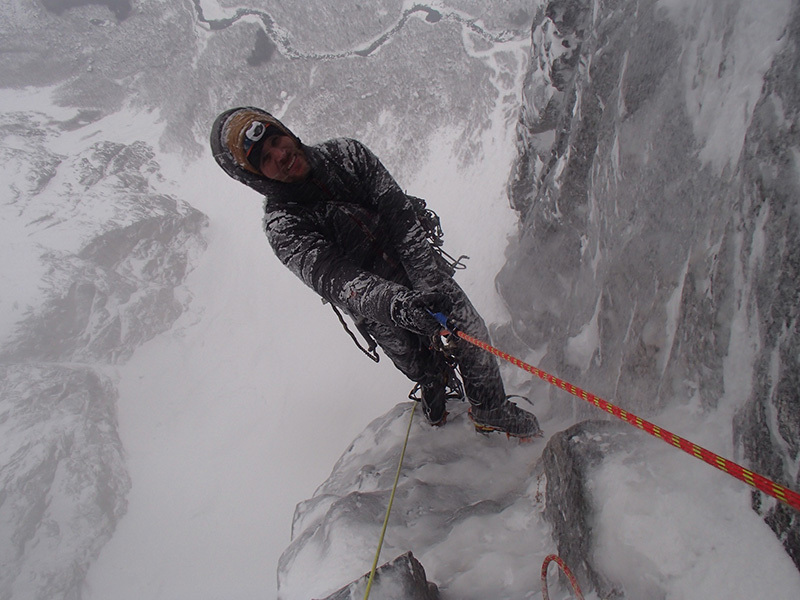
[469,401,542,439]
[410,364,464,427]
[420,376,448,426]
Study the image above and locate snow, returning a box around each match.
[0,214,45,342]
[195,0,229,22]
[0,88,63,341]
[591,434,800,600]
[658,0,794,174]
[565,296,601,371]
[278,402,553,600]
[0,89,175,344]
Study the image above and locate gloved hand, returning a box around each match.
[390,289,452,336]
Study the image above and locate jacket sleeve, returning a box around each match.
[343,140,447,290]
[264,201,409,326]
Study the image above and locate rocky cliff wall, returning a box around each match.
[499,0,800,571]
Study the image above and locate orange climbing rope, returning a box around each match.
[449,328,800,513]
[541,554,584,600]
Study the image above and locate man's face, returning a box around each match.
[259,134,310,183]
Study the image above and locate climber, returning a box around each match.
[209,106,540,438]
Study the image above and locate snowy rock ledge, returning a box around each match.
[542,419,800,599]
[279,401,800,599]
[542,420,626,599]
[278,402,550,600]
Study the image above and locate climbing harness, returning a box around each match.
[541,554,584,600]
[363,402,417,600]
[429,312,800,513]
[325,194,467,361]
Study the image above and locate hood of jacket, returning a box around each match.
[210,106,308,197]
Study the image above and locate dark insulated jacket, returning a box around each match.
[211,113,447,327]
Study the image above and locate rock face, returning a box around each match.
[0,109,208,599]
[317,552,439,600]
[541,420,627,599]
[731,7,800,567]
[498,0,800,571]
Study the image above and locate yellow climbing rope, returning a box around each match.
[363,401,417,600]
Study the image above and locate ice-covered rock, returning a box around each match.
[279,399,800,599]
[542,418,800,599]
[277,402,549,600]
[541,420,625,598]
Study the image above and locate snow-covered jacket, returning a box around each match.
[211,109,447,327]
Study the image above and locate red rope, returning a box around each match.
[452,329,800,513]
[541,554,584,600]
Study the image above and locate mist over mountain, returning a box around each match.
[1,0,799,599]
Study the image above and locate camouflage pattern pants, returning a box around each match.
[360,277,505,410]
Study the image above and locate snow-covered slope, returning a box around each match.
[0,92,206,599]
[278,402,551,600]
